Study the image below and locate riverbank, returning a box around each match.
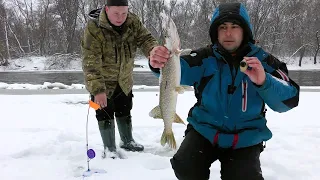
[0,56,150,72]
[0,85,319,95]
[1,56,320,72]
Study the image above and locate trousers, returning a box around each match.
[170,125,264,180]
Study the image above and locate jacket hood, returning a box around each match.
[89,8,101,19]
[209,3,254,44]
[88,7,135,29]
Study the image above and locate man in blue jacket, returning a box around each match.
[149,2,300,180]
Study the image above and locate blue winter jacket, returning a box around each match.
[150,3,300,149]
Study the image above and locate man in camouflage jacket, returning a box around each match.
[81,0,167,158]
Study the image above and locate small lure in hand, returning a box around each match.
[240,59,252,72]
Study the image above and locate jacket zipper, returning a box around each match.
[221,57,238,115]
[220,56,233,125]
[242,80,248,112]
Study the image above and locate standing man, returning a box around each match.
[149,2,300,179]
[81,0,162,158]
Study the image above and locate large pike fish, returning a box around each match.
[149,14,190,149]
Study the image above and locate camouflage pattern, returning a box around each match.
[81,7,158,97]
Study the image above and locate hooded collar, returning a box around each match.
[89,7,134,32]
[209,3,254,44]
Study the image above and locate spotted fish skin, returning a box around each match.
[149,13,186,149]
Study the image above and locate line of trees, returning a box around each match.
[0,0,319,66]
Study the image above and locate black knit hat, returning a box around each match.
[106,0,128,6]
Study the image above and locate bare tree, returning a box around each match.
[190,0,213,48]
[89,0,104,10]
[54,0,79,54]
[12,0,36,54]
[37,0,51,55]
[248,0,272,41]
[171,0,196,48]
[257,0,290,54]
[144,0,166,42]
[315,31,319,64]
[129,0,147,24]
[78,0,89,25]
[0,0,318,68]
[8,22,25,55]
[0,0,9,65]
[0,1,11,64]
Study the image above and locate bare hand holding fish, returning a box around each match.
[149,46,170,68]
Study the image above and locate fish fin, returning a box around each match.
[180,85,193,91]
[174,114,186,125]
[180,48,192,56]
[175,86,185,94]
[149,105,162,119]
[161,130,177,149]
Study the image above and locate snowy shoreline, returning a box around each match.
[0,82,162,90]
[1,56,320,72]
[0,82,320,90]
[0,83,319,95]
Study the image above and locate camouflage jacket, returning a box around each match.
[81,7,158,97]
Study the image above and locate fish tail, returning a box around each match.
[160,129,176,149]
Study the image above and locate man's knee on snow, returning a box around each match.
[170,157,191,179]
[170,157,209,180]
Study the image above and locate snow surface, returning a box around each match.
[0,83,163,91]
[1,56,320,72]
[0,82,85,90]
[0,91,319,180]
[0,82,319,91]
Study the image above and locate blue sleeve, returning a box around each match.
[180,46,218,85]
[148,53,206,86]
[254,72,299,113]
[180,58,205,86]
[148,61,160,78]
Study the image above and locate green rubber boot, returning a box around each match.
[116,116,144,152]
[98,120,117,158]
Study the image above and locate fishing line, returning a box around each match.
[85,98,91,170]
[83,95,108,178]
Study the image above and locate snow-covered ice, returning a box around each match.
[0,82,85,90]
[0,83,161,91]
[0,91,319,180]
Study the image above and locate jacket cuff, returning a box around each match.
[254,72,272,91]
[91,88,107,96]
[144,44,158,58]
[148,61,160,74]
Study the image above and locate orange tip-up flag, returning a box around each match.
[89,100,100,110]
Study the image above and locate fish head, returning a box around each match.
[160,13,180,54]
